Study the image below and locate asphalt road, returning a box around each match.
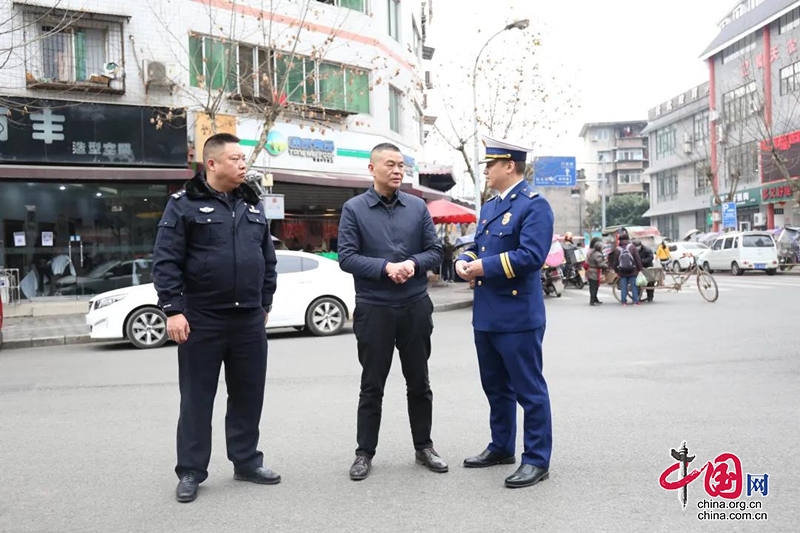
[1,272,798,533]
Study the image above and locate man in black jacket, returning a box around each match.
[153,133,278,503]
[338,143,446,481]
[634,239,655,302]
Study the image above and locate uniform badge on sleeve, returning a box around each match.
[502,212,512,225]
[199,206,215,213]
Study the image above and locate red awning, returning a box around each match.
[426,199,476,224]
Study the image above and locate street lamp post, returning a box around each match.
[577,161,611,232]
[471,18,529,216]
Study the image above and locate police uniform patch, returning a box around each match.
[199,206,214,213]
[502,212,512,225]
[172,190,186,200]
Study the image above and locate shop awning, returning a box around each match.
[272,169,373,189]
[0,164,194,181]
[401,183,452,201]
[426,199,476,224]
[419,163,456,192]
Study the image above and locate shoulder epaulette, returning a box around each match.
[519,187,539,199]
[171,190,186,200]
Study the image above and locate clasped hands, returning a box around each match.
[385,259,417,284]
[455,259,484,282]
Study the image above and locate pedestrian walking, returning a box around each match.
[587,239,608,306]
[442,236,455,282]
[610,233,643,306]
[152,133,279,503]
[455,135,554,489]
[337,143,446,481]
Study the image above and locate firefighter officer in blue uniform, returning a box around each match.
[455,135,554,489]
[153,133,279,503]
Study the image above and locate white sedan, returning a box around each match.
[665,242,710,272]
[85,251,356,349]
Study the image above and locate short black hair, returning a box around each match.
[370,142,402,162]
[203,133,241,162]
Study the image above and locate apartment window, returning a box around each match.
[597,150,613,163]
[658,214,680,241]
[24,10,125,92]
[655,169,678,201]
[189,35,237,92]
[616,149,643,161]
[316,0,368,13]
[389,86,402,133]
[722,81,757,123]
[693,110,710,143]
[412,17,422,60]
[190,35,371,114]
[593,129,610,141]
[618,171,642,184]
[724,142,759,186]
[655,128,676,159]
[780,6,800,33]
[780,61,800,95]
[695,162,711,196]
[388,0,400,41]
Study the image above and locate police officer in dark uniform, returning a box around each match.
[456,135,554,489]
[153,133,279,503]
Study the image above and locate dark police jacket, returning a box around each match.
[152,172,277,315]
[457,181,554,332]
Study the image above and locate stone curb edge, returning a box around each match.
[0,299,474,351]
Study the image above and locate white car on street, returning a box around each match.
[85,251,356,349]
[664,242,711,272]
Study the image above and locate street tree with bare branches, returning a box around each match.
[141,0,406,171]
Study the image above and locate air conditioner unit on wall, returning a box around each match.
[716,125,726,143]
[753,212,766,226]
[144,60,179,93]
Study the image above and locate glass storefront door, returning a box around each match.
[0,181,176,299]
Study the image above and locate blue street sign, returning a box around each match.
[533,156,577,187]
[722,201,738,229]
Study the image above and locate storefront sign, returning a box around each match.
[288,136,335,163]
[733,187,761,207]
[0,98,187,166]
[761,131,800,184]
[761,182,796,203]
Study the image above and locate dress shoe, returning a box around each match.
[463,449,516,468]
[504,464,549,488]
[175,471,199,503]
[234,466,282,485]
[349,455,372,481]
[415,448,449,473]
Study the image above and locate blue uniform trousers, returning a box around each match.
[474,327,552,468]
[175,307,268,482]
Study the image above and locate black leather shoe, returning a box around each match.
[349,455,372,481]
[234,466,282,485]
[463,449,516,468]
[175,471,199,503]
[415,448,449,473]
[504,464,549,488]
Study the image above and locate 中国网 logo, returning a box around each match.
[658,440,770,521]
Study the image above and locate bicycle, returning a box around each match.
[611,254,719,303]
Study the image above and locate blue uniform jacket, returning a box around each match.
[457,181,554,332]
[152,172,277,315]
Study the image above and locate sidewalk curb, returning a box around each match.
[1,301,474,351]
[433,300,473,312]
[1,334,100,352]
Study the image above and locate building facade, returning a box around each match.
[578,121,650,205]
[0,0,439,295]
[642,82,715,241]
[700,0,800,231]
